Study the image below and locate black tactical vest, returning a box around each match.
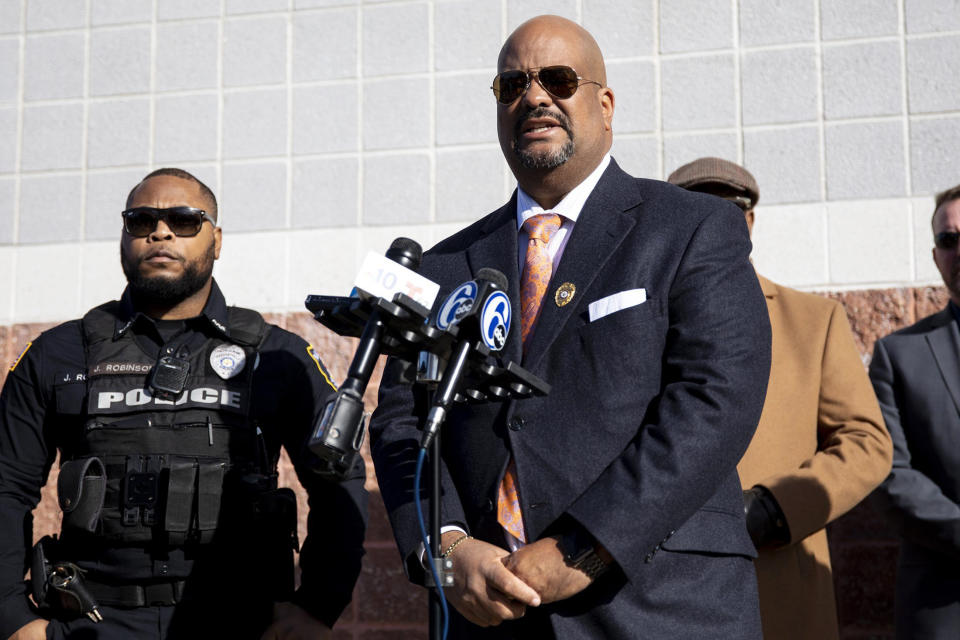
[57,302,271,547]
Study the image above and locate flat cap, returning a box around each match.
[667,157,759,207]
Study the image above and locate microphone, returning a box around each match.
[309,238,424,476]
[419,268,511,449]
[384,238,420,270]
[351,240,438,309]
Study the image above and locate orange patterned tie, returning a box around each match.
[519,213,562,349]
[497,458,525,543]
[498,212,562,544]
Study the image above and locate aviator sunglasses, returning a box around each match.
[121,206,216,238]
[935,231,960,250]
[491,65,601,104]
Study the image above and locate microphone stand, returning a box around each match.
[305,292,550,640]
[415,351,444,639]
[429,418,443,638]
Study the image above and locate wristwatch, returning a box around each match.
[558,528,609,581]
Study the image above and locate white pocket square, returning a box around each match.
[588,288,647,322]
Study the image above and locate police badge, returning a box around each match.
[210,344,246,380]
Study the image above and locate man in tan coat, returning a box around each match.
[669,158,893,640]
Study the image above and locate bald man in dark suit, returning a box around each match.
[370,16,771,639]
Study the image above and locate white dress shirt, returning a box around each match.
[516,154,611,269]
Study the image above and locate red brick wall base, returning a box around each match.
[1,285,947,638]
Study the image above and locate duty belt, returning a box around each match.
[82,578,187,608]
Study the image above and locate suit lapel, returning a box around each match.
[466,195,523,364]
[926,308,960,415]
[523,161,642,370]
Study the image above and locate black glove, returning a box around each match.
[743,485,790,550]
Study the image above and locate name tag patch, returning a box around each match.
[89,362,153,376]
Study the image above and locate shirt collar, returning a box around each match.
[950,300,960,326]
[115,278,231,339]
[516,154,611,229]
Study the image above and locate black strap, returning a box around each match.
[197,462,224,533]
[165,461,197,534]
[226,307,269,348]
[81,301,121,347]
[83,578,187,608]
[121,456,143,527]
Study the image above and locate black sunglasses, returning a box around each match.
[121,206,216,238]
[491,65,601,105]
[935,231,960,250]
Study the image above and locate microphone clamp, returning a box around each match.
[311,389,367,476]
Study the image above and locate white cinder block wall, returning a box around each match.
[0,0,958,323]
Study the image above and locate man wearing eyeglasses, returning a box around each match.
[370,15,771,639]
[0,168,367,640]
[668,157,892,640]
[869,184,960,638]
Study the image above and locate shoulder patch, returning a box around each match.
[9,341,32,372]
[306,345,337,392]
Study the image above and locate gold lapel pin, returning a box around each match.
[554,282,576,307]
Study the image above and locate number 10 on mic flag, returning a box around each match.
[353,250,440,309]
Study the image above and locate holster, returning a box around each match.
[30,536,53,609]
[232,481,299,601]
[30,536,101,620]
[263,487,298,601]
[252,486,300,552]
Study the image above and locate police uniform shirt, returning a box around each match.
[0,280,368,637]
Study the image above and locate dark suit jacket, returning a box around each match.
[370,160,772,639]
[870,306,960,639]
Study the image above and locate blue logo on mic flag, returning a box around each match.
[437,281,478,330]
[481,291,510,351]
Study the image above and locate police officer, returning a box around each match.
[0,168,368,640]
